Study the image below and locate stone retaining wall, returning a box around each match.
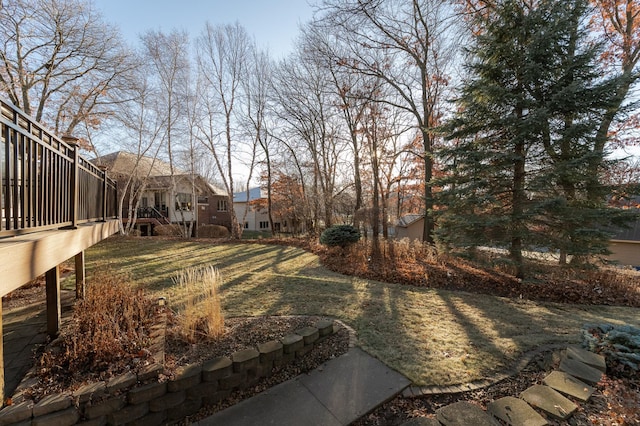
[0,319,336,426]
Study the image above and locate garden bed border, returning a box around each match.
[0,318,338,426]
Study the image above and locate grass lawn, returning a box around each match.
[84,236,640,386]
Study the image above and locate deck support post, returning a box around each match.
[45,265,61,338]
[0,303,4,407]
[75,251,85,299]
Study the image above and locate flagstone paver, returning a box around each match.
[543,371,594,402]
[520,385,578,420]
[487,396,548,426]
[400,417,441,426]
[435,401,498,426]
[558,358,603,385]
[565,346,607,372]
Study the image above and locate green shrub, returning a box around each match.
[320,225,361,248]
[582,324,640,370]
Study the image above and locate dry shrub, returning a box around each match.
[172,265,224,343]
[154,224,183,236]
[37,267,157,388]
[198,224,230,238]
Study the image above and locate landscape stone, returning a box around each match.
[0,401,33,426]
[281,333,304,354]
[559,358,603,384]
[31,407,80,426]
[168,364,202,392]
[543,371,595,402]
[127,382,167,405]
[32,393,72,417]
[295,326,320,345]
[107,402,149,425]
[73,381,107,404]
[487,396,548,426]
[83,396,126,419]
[565,346,607,372]
[106,372,137,393]
[436,401,498,426]
[149,390,186,412]
[202,356,233,381]
[400,417,441,426]
[315,319,334,337]
[231,348,260,372]
[520,385,578,420]
[136,363,163,382]
[257,340,283,363]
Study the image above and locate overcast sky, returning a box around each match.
[95,0,315,58]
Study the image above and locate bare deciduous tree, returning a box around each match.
[318,0,459,243]
[0,0,135,135]
[196,22,252,239]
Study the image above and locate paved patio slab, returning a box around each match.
[298,347,411,424]
[543,371,594,402]
[400,417,441,426]
[436,401,498,426]
[565,346,606,372]
[487,396,548,426]
[558,358,603,385]
[197,379,341,426]
[520,385,577,420]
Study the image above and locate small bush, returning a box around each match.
[582,324,640,370]
[172,265,225,343]
[198,224,230,238]
[154,224,182,236]
[37,267,157,387]
[320,225,361,248]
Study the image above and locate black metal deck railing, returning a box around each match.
[1,99,117,237]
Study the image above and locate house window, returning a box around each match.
[154,192,167,211]
[259,221,269,229]
[217,199,228,212]
[175,193,192,211]
[244,222,249,229]
[198,196,208,204]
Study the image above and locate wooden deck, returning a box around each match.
[0,220,118,297]
[1,99,119,405]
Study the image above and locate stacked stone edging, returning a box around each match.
[0,318,340,426]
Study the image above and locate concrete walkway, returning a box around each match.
[196,348,411,426]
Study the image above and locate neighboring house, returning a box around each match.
[607,214,640,269]
[233,187,271,232]
[394,214,425,241]
[94,151,230,236]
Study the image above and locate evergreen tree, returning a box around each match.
[438,0,629,277]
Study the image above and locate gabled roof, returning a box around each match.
[396,214,424,228]
[611,214,640,242]
[92,151,227,196]
[233,187,264,203]
[145,175,227,196]
[93,151,179,177]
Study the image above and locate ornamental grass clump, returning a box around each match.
[172,265,224,343]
